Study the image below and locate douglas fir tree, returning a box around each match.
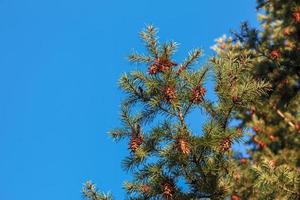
[211,0,300,199]
[82,25,270,200]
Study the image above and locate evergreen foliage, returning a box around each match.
[82,181,113,200]
[82,25,269,199]
[82,0,300,199]
[217,0,300,199]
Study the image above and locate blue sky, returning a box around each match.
[0,1,258,199]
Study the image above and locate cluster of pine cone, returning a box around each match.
[148,57,177,75]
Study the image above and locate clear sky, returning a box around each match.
[0,1,258,199]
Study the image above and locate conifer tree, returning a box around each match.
[211,0,300,199]
[82,25,269,199]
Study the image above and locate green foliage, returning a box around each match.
[82,181,113,200]
[83,1,300,199]
[83,24,270,200]
[217,0,300,199]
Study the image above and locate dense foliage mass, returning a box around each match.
[83,0,300,199]
[222,0,300,199]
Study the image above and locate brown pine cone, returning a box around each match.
[220,137,232,152]
[164,86,176,102]
[190,86,206,103]
[162,181,174,199]
[177,138,191,155]
[129,135,143,152]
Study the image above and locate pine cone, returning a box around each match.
[129,135,143,152]
[258,140,266,148]
[177,138,190,155]
[157,57,176,72]
[268,135,275,141]
[294,123,300,133]
[220,137,232,152]
[162,181,174,199]
[231,194,241,200]
[237,128,243,137]
[269,160,276,169]
[253,126,260,133]
[149,57,176,73]
[148,64,159,75]
[283,27,292,36]
[292,8,300,23]
[240,158,248,165]
[148,58,176,75]
[141,184,150,193]
[253,136,266,149]
[253,136,259,143]
[220,43,226,50]
[270,50,281,59]
[190,87,206,103]
[232,95,239,103]
[164,86,176,102]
